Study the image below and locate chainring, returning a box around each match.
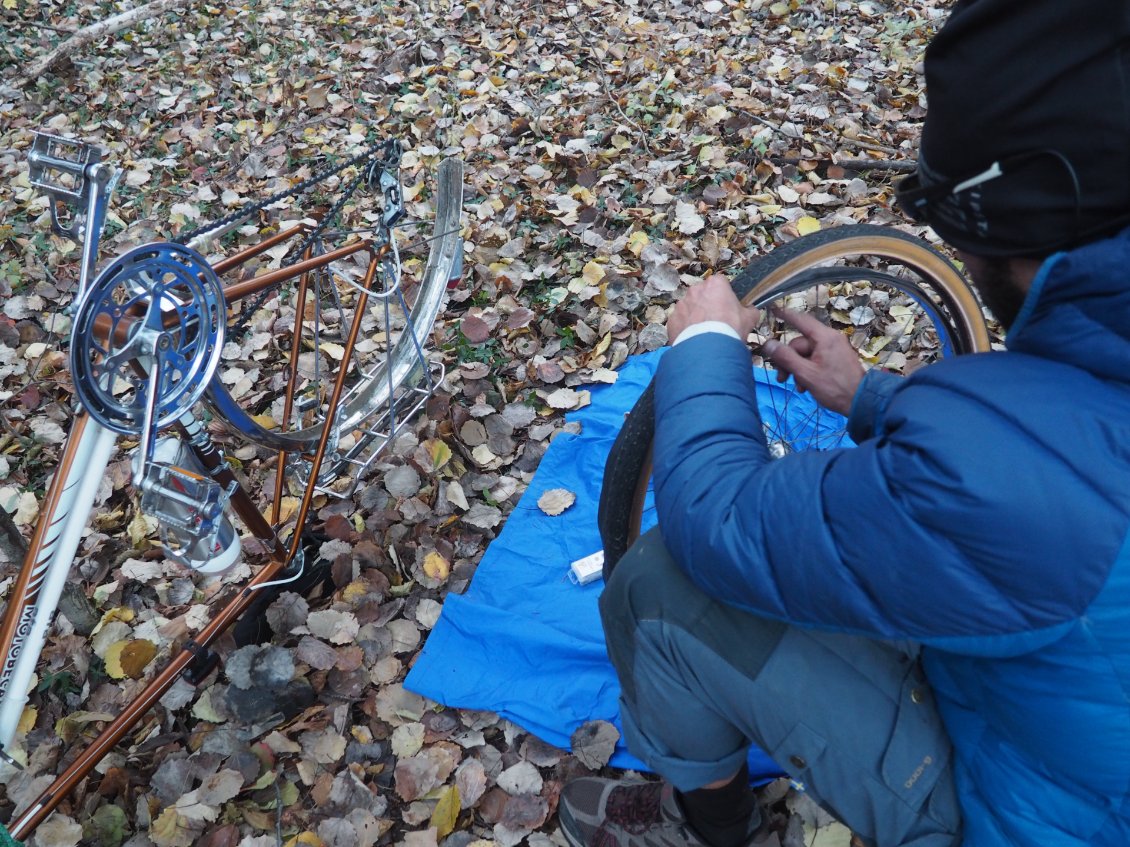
[70,242,226,434]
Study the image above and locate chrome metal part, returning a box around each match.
[205,157,465,458]
[28,133,103,206]
[288,360,447,499]
[70,243,226,435]
[28,132,121,300]
[135,437,241,574]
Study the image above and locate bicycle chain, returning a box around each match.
[175,138,403,341]
[174,138,400,246]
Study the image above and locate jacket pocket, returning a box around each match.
[879,670,953,811]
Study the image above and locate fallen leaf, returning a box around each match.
[105,638,158,679]
[461,315,491,343]
[571,720,621,769]
[674,201,705,234]
[391,722,426,757]
[796,215,821,236]
[422,437,452,470]
[581,261,606,285]
[545,388,581,409]
[537,488,576,516]
[301,728,347,765]
[306,609,360,644]
[395,754,440,802]
[497,761,543,795]
[456,758,489,807]
[627,230,650,255]
[423,551,451,581]
[149,808,196,847]
[430,785,461,838]
[34,815,83,847]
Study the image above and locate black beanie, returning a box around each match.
[896,0,1130,257]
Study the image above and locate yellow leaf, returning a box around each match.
[627,230,650,256]
[251,414,277,430]
[796,216,821,236]
[105,639,158,679]
[150,808,195,847]
[270,496,300,524]
[284,833,324,847]
[423,551,450,581]
[2,0,18,10]
[92,606,134,635]
[424,438,452,470]
[17,705,36,735]
[430,785,461,839]
[568,185,596,205]
[862,335,893,358]
[582,261,606,285]
[342,581,370,603]
[128,509,156,548]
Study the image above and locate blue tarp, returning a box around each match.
[405,350,847,778]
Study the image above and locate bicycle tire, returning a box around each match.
[598,224,990,577]
[203,157,464,456]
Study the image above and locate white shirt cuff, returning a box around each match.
[672,320,743,345]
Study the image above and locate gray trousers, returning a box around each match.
[600,528,963,847]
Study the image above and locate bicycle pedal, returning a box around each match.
[28,132,104,202]
[136,438,241,575]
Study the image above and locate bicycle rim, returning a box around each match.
[598,225,990,575]
[204,158,463,477]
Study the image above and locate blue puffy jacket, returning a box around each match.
[652,229,1130,846]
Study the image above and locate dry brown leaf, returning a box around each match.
[571,720,621,769]
[104,638,158,680]
[537,488,576,516]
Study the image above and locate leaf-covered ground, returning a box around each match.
[0,1,958,846]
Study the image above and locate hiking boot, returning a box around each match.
[559,777,762,847]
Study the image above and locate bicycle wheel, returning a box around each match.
[598,224,990,576]
[203,158,464,494]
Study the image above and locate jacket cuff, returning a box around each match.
[847,370,903,443]
[672,320,742,345]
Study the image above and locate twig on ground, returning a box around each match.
[770,155,918,173]
[20,0,197,81]
[4,19,77,35]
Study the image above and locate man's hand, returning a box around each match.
[761,309,865,416]
[667,274,761,344]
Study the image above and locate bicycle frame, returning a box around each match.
[0,153,463,837]
[0,414,116,753]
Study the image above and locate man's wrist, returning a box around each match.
[672,320,742,345]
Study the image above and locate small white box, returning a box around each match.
[569,550,605,585]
